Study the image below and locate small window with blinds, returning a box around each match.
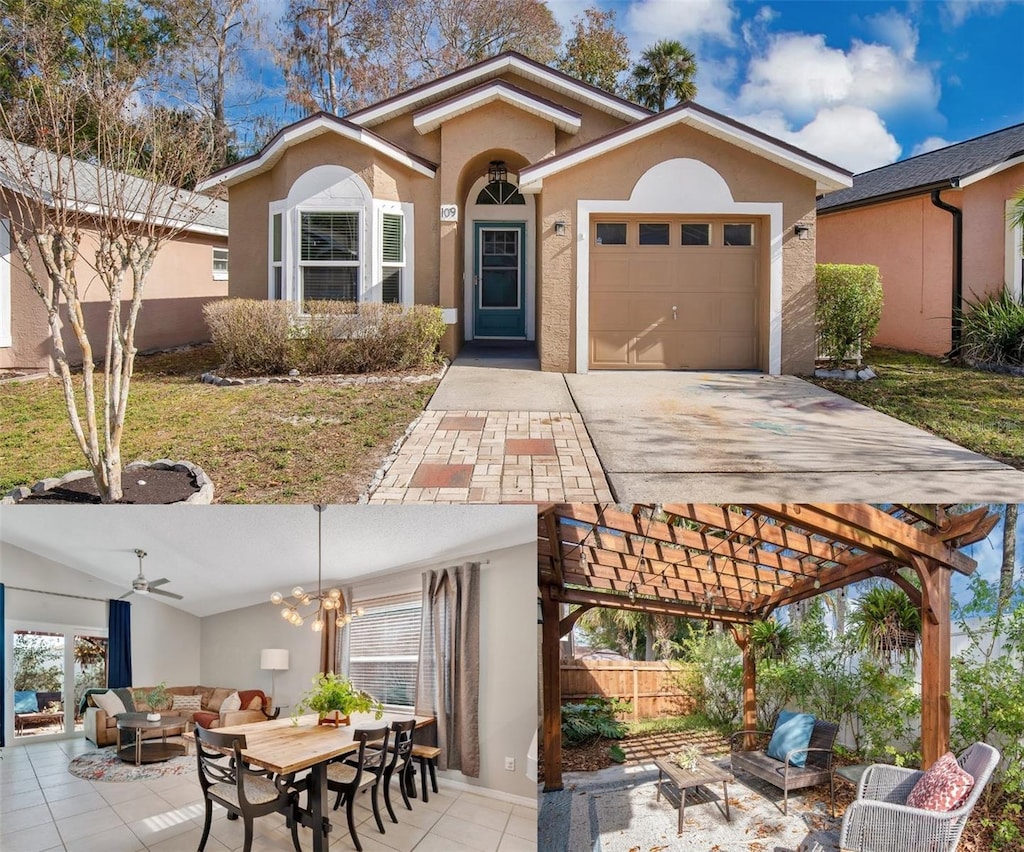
[270,212,283,299]
[381,213,404,304]
[346,591,421,708]
[299,211,360,303]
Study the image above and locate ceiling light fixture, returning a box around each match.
[627,581,637,603]
[270,505,363,632]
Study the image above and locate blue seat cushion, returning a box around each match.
[766,710,816,768]
[14,691,39,713]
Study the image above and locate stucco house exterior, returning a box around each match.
[198,52,852,374]
[0,139,229,373]
[817,123,1024,357]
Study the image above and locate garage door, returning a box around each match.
[589,216,760,369]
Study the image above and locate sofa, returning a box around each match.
[83,685,273,747]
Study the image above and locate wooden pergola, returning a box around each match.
[538,503,999,791]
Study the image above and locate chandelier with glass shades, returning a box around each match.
[270,504,363,632]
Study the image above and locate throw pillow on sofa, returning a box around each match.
[14,691,38,713]
[220,691,242,713]
[94,690,128,717]
[906,752,975,811]
[766,710,816,768]
[207,688,234,712]
[172,694,203,713]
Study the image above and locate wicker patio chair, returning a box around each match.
[839,742,1001,852]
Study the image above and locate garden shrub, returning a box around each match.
[676,629,743,727]
[960,290,1024,367]
[203,299,293,375]
[561,696,631,745]
[816,263,884,368]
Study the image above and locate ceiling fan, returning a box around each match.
[119,549,183,600]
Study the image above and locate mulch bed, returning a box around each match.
[17,467,198,504]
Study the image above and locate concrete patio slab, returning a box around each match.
[565,371,1024,502]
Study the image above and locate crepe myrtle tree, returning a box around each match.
[0,11,219,502]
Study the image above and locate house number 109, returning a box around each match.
[439,204,458,222]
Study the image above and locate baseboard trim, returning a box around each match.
[434,775,538,809]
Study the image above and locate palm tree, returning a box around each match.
[1008,186,1024,234]
[629,39,698,112]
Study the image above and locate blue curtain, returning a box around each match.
[107,599,132,688]
[1,583,5,747]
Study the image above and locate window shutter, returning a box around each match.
[381,214,403,263]
[347,591,421,707]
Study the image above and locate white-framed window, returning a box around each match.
[0,217,10,347]
[270,212,283,300]
[212,247,229,280]
[299,210,361,304]
[345,591,421,709]
[381,212,404,304]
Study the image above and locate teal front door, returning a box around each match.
[474,223,526,338]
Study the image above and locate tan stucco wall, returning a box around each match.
[817,165,1023,357]
[1,196,227,371]
[538,123,819,373]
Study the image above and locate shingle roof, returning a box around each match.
[0,137,227,234]
[817,122,1024,213]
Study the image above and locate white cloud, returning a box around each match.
[942,0,1007,28]
[544,0,593,34]
[626,0,738,47]
[739,105,902,173]
[863,9,919,59]
[911,136,953,156]
[737,32,940,123]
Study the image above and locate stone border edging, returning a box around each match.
[358,359,451,503]
[813,366,877,381]
[200,361,448,388]
[964,358,1024,378]
[3,459,214,504]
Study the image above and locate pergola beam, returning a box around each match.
[554,586,755,625]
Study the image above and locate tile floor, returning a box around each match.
[0,738,538,852]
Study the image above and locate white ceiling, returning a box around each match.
[0,505,536,617]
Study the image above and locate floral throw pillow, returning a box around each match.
[906,752,974,811]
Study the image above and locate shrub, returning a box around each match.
[961,290,1024,367]
[204,299,293,375]
[561,696,631,745]
[816,263,884,368]
[676,629,743,727]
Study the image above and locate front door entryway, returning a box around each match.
[473,222,526,338]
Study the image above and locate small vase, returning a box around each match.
[146,712,161,722]
[317,711,350,728]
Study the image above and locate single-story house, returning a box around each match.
[197,51,852,374]
[0,138,229,373]
[817,122,1024,357]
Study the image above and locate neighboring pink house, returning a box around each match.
[817,123,1024,357]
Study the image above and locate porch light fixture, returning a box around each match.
[488,160,507,184]
[270,505,363,632]
[554,221,567,236]
[794,223,811,239]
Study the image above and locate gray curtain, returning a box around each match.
[415,563,480,777]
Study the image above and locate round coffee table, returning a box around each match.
[116,713,188,765]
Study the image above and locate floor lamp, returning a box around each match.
[260,649,289,712]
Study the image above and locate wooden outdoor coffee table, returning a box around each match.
[655,754,734,835]
[116,713,188,765]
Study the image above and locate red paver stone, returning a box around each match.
[409,463,475,488]
[505,438,557,456]
[439,416,488,431]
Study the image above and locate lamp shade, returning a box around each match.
[260,649,289,670]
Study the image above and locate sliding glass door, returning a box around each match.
[9,625,107,741]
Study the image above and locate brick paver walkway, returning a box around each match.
[367,410,613,503]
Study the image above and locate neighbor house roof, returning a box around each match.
[517,101,853,194]
[818,122,1024,214]
[346,51,650,128]
[196,112,438,191]
[0,138,227,236]
[412,79,583,135]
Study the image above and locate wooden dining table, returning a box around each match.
[210,712,435,852]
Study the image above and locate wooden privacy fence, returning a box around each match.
[561,659,698,720]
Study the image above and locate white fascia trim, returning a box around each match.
[575,199,783,375]
[521,110,852,195]
[958,153,1024,188]
[348,55,648,128]
[413,83,582,135]
[196,117,435,191]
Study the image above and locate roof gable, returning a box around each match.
[517,102,852,194]
[818,122,1024,213]
[412,80,582,135]
[196,113,437,192]
[346,51,649,128]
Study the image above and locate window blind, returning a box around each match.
[381,214,403,263]
[300,212,359,262]
[347,591,421,708]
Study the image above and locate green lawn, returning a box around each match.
[0,347,438,503]
[809,348,1024,469]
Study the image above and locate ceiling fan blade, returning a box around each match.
[149,587,183,600]
[119,590,135,600]
[148,578,171,588]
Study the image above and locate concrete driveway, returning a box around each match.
[564,371,1024,502]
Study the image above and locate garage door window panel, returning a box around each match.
[638,223,670,245]
[723,223,754,246]
[595,222,627,245]
[682,223,711,246]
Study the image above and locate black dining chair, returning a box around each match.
[382,719,416,823]
[326,725,390,852]
[194,725,302,852]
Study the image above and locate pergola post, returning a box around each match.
[732,627,757,748]
[541,585,563,791]
[914,555,952,768]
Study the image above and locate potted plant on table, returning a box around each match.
[292,672,384,727]
[134,682,170,722]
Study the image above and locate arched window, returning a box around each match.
[476,180,525,205]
